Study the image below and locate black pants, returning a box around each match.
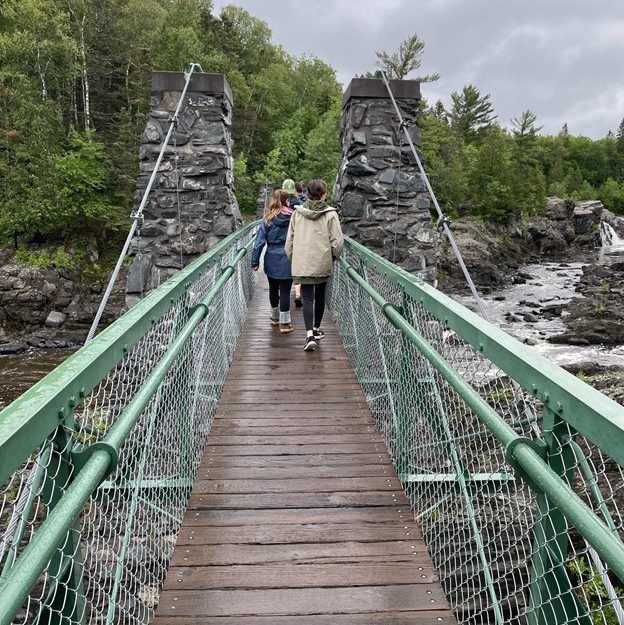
[301,282,327,331]
[267,276,293,312]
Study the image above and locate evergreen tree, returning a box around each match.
[616,117,624,154]
[450,85,497,143]
[511,109,542,142]
[375,33,439,82]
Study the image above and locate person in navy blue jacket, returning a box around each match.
[283,179,304,307]
[251,189,294,333]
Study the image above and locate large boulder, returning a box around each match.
[550,261,624,345]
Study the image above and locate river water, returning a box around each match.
[453,230,624,370]
[0,348,76,411]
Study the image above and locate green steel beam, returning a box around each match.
[340,255,624,584]
[0,224,256,486]
[0,245,249,625]
[343,237,624,469]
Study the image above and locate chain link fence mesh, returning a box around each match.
[0,230,255,625]
[329,242,624,625]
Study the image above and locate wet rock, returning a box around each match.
[0,341,26,354]
[523,313,539,323]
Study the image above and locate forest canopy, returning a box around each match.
[0,0,623,250]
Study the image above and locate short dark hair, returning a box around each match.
[306,179,326,201]
[295,182,303,193]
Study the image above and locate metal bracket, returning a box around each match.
[505,437,549,494]
[436,215,452,231]
[71,441,119,484]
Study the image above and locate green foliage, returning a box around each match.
[566,556,624,625]
[300,97,343,199]
[15,247,73,269]
[374,33,439,82]
[450,85,497,144]
[233,154,256,214]
[598,178,624,214]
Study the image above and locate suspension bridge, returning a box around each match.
[1,65,624,625]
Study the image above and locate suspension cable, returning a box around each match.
[380,71,488,319]
[85,62,203,344]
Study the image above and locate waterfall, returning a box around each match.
[600,221,624,247]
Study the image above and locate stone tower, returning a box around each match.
[126,71,242,306]
[333,78,436,283]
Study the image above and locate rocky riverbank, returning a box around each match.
[0,248,127,354]
[437,197,608,292]
[444,198,624,388]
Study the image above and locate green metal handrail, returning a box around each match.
[339,251,624,582]
[342,237,624,468]
[0,225,254,623]
[0,222,256,487]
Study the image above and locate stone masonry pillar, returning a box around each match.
[126,71,242,306]
[333,78,436,283]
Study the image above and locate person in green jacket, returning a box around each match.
[285,179,344,351]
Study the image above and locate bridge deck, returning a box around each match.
[154,279,456,624]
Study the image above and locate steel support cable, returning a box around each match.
[380,73,544,465]
[0,245,249,625]
[339,254,624,584]
[85,62,203,344]
[379,71,488,319]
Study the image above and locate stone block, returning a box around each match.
[346,156,377,176]
[126,257,152,294]
[192,124,226,145]
[214,214,235,236]
[341,192,366,218]
[141,121,161,144]
[182,178,205,191]
[45,311,66,327]
[379,168,397,184]
[349,131,367,147]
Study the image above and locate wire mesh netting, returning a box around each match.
[329,242,624,625]
[0,230,255,625]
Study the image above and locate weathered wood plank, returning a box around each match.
[207,434,384,446]
[187,491,407,510]
[156,585,450,616]
[204,444,386,456]
[170,540,427,567]
[153,613,454,625]
[196,464,391,480]
[175,522,419,545]
[182,507,414,527]
[193,476,401,494]
[163,562,438,590]
[200,453,391,468]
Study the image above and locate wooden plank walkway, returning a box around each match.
[154,278,456,624]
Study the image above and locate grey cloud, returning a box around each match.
[212,0,624,137]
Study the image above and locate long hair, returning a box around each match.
[264,189,289,223]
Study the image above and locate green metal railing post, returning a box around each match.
[395,289,413,478]
[527,410,592,625]
[358,262,400,452]
[38,424,86,625]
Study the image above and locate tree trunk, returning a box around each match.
[36,48,47,98]
[79,15,91,131]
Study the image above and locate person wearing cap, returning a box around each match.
[282,178,303,209]
[282,178,304,307]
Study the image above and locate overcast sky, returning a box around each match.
[211,0,624,138]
